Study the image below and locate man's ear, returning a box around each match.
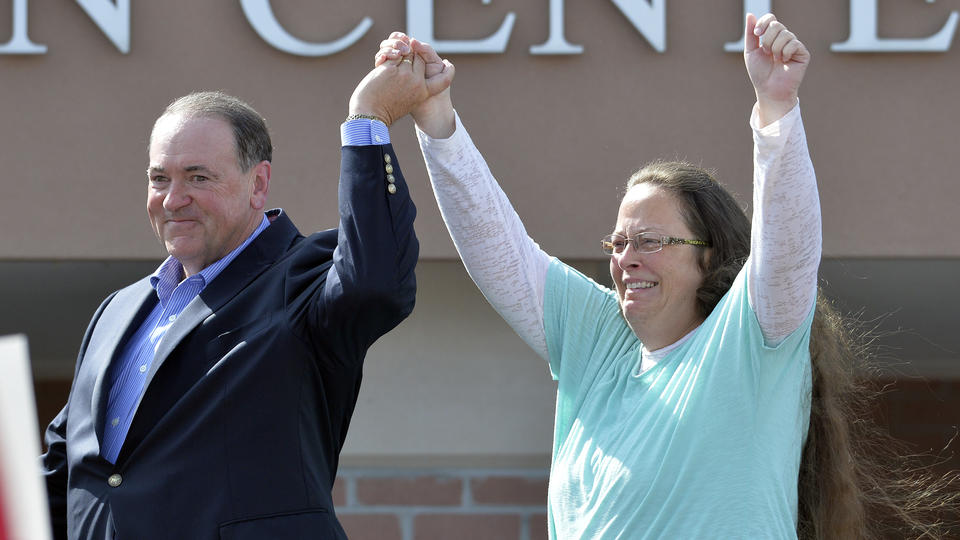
[250,160,271,210]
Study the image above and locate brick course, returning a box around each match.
[413,514,521,540]
[335,470,548,540]
[472,476,549,506]
[339,513,403,540]
[356,476,463,506]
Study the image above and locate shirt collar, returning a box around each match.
[149,213,271,304]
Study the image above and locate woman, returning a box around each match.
[378,13,956,540]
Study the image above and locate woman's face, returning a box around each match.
[609,184,707,347]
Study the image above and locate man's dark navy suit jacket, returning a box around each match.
[41,143,418,539]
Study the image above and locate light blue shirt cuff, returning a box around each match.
[340,119,390,146]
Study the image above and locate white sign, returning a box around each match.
[0,335,52,540]
[832,0,958,52]
[240,0,373,56]
[1,0,957,55]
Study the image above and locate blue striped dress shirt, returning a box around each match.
[340,117,390,146]
[101,119,388,463]
[101,215,270,463]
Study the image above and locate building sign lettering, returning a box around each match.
[1,0,956,56]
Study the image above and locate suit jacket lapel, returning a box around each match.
[89,278,157,443]
[131,211,301,420]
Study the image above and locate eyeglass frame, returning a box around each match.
[601,231,711,255]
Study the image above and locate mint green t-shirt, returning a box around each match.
[543,258,814,539]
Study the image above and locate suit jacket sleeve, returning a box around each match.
[41,291,116,540]
[307,143,418,364]
[41,402,69,540]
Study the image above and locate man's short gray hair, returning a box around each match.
[157,91,272,171]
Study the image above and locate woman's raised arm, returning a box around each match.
[743,13,822,345]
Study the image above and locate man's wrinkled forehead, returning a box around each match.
[148,113,239,163]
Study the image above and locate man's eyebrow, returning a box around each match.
[184,165,219,178]
[145,165,220,177]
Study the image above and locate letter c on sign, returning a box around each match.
[239,0,373,57]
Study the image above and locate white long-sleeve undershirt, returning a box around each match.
[416,104,821,366]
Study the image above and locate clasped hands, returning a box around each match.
[350,13,807,133]
[348,33,455,133]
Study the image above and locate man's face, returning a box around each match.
[147,113,269,277]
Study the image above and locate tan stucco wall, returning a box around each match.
[15,258,960,465]
[2,1,960,260]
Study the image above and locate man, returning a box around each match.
[41,53,450,539]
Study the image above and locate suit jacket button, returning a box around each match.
[108,474,122,487]
[387,184,397,195]
[384,164,394,174]
[387,174,396,184]
[384,154,392,164]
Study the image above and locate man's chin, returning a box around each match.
[163,239,199,262]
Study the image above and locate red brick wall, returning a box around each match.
[333,470,549,540]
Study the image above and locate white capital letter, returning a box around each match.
[724,0,771,52]
[530,0,583,54]
[0,0,47,54]
[75,0,130,53]
[240,0,372,56]
[607,0,665,52]
[407,0,515,54]
[832,0,958,52]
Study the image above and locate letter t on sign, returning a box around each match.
[0,0,46,54]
